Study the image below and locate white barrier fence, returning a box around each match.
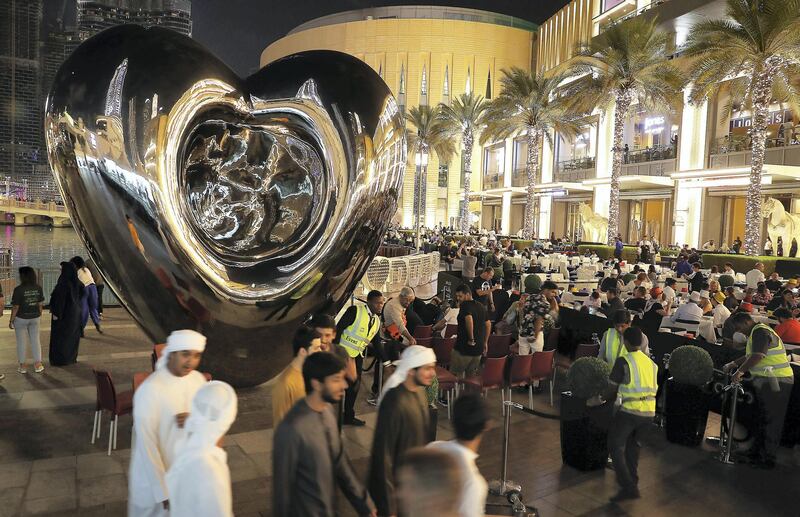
[355,251,440,297]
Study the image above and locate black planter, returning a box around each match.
[664,378,712,447]
[560,392,613,471]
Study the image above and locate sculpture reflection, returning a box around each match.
[44,26,406,386]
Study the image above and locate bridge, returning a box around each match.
[0,198,71,227]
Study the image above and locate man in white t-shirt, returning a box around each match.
[670,292,704,323]
[427,393,489,517]
[746,262,766,289]
[663,278,677,308]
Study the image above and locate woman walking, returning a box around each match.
[70,256,102,334]
[49,262,83,366]
[10,267,45,374]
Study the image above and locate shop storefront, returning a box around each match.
[623,110,680,164]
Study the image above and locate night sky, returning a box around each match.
[43,1,569,76]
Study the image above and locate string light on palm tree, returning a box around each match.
[567,16,684,245]
[685,0,800,256]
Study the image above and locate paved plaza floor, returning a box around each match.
[0,307,796,516]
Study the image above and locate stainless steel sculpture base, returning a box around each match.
[44,26,406,386]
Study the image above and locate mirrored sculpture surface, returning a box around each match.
[45,26,406,386]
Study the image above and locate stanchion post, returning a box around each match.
[489,400,523,496]
[719,381,744,465]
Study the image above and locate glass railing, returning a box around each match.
[556,157,596,173]
[710,134,800,154]
[482,173,504,190]
[623,144,676,164]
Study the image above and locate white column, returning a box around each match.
[593,108,614,218]
[539,133,555,238]
[678,91,708,171]
[501,191,512,235]
[673,184,702,247]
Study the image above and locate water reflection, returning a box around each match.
[0,226,85,271]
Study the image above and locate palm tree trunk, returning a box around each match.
[608,90,633,245]
[524,130,540,239]
[460,131,474,233]
[745,68,774,256]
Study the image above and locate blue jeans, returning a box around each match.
[14,317,41,364]
[81,284,101,328]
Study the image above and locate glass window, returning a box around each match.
[602,0,625,12]
[438,164,448,188]
[483,143,505,189]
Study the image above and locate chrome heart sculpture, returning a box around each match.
[44,26,406,387]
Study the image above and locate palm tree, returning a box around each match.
[405,105,454,247]
[685,0,800,255]
[567,16,684,244]
[436,92,487,233]
[480,68,580,239]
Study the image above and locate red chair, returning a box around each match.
[444,324,459,338]
[506,353,533,405]
[574,343,600,360]
[132,372,151,392]
[486,334,513,358]
[432,336,456,368]
[151,343,166,371]
[415,337,433,348]
[413,325,433,339]
[92,369,133,455]
[459,356,508,413]
[529,350,556,407]
[436,366,458,419]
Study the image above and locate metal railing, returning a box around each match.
[0,198,68,213]
[710,134,800,155]
[556,156,596,173]
[624,144,676,164]
[483,173,504,190]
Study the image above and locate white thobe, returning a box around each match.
[427,440,487,517]
[128,369,207,516]
[166,448,232,517]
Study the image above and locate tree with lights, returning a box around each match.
[567,16,684,245]
[480,68,580,239]
[405,105,454,247]
[685,0,800,255]
[436,92,487,234]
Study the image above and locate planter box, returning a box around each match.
[665,378,712,447]
[560,392,613,471]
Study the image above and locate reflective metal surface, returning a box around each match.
[44,26,406,386]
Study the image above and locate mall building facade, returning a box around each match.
[262,1,800,248]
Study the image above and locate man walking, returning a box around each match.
[128,330,208,517]
[370,345,437,516]
[335,291,384,425]
[271,326,322,425]
[273,352,375,516]
[451,284,490,378]
[606,327,658,502]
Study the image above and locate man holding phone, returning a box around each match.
[471,267,501,316]
[451,285,490,378]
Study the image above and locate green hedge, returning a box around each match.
[697,253,800,276]
[577,244,639,262]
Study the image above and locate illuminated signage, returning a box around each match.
[644,116,665,134]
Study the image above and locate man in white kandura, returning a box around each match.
[166,381,237,517]
[128,330,209,517]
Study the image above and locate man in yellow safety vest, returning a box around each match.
[725,312,795,468]
[606,326,658,502]
[599,310,649,364]
[335,290,385,426]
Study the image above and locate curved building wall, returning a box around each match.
[262,14,535,228]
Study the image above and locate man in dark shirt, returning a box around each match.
[273,352,374,516]
[687,262,706,292]
[451,284,490,378]
[600,272,621,293]
[601,288,625,320]
[624,286,647,313]
[471,267,499,312]
[675,256,692,277]
[764,273,783,292]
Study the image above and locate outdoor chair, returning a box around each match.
[92,369,133,455]
[529,350,556,407]
[459,356,509,414]
[486,333,513,358]
[506,353,533,406]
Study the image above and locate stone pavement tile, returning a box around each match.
[232,477,270,506]
[0,461,32,489]
[543,487,608,515]
[21,495,77,515]
[224,445,261,483]
[15,386,95,411]
[246,451,271,476]
[31,456,76,472]
[70,501,127,516]
[0,487,25,517]
[27,468,76,499]
[530,497,576,517]
[231,428,273,455]
[76,451,125,479]
[77,473,127,508]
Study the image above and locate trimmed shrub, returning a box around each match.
[697,253,800,276]
[577,244,639,262]
[718,274,735,288]
[668,345,714,386]
[512,239,535,250]
[567,357,611,399]
[524,274,542,294]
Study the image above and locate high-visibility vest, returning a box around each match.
[746,323,793,379]
[339,305,379,358]
[619,350,658,417]
[600,328,625,364]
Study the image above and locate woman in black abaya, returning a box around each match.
[49,261,84,366]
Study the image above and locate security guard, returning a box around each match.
[599,310,632,364]
[606,326,658,502]
[335,289,384,426]
[725,312,794,468]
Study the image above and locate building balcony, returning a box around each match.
[709,137,800,169]
[482,173,504,190]
[553,157,596,183]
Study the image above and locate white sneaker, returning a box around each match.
[34,365,44,373]
[17,367,27,374]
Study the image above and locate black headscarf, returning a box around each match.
[56,261,83,299]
